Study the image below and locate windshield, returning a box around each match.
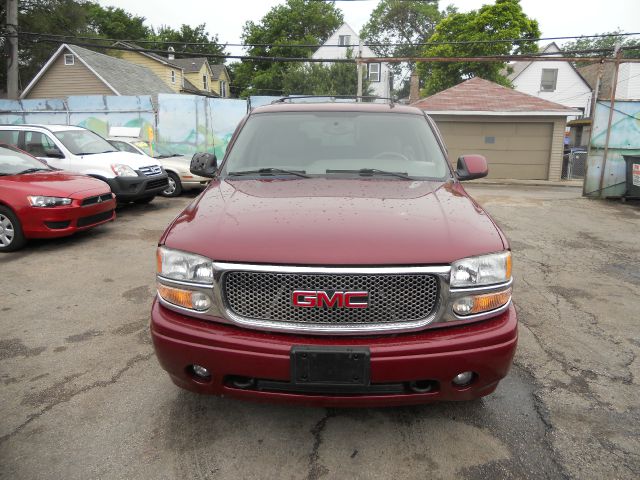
[222,112,450,179]
[131,141,175,158]
[0,146,52,175]
[54,129,116,155]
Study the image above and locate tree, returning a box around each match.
[283,51,371,96]
[561,30,640,66]
[85,4,150,40]
[152,24,226,57]
[231,0,344,97]
[361,0,448,96]
[417,0,540,95]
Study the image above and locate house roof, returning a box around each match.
[20,44,174,98]
[181,78,220,97]
[209,64,228,80]
[170,57,208,73]
[411,77,578,116]
[113,41,183,69]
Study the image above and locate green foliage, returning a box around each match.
[85,4,150,40]
[361,0,447,95]
[230,0,344,97]
[561,31,640,66]
[283,51,371,96]
[418,0,540,96]
[152,24,226,57]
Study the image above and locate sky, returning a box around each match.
[97,0,640,58]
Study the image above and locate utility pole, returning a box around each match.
[356,39,363,100]
[6,0,19,99]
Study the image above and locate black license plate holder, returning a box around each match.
[291,346,370,387]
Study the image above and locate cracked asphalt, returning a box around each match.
[1,184,638,479]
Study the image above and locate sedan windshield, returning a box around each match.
[131,141,176,158]
[0,146,52,175]
[54,129,116,155]
[222,112,450,179]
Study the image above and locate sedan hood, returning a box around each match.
[0,170,111,197]
[162,178,506,265]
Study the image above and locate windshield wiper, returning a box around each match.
[326,168,414,180]
[17,168,49,174]
[228,168,309,178]
[77,150,115,155]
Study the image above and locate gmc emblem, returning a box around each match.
[292,290,369,309]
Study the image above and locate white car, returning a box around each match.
[107,134,210,197]
[0,124,168,204]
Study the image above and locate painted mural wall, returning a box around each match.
[585,100,640,197]
[0,94,250,159]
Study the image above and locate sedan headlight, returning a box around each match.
[110,164,137,177]
[27,196,72,207]
[156,247,214,284]
[450,251,512,288]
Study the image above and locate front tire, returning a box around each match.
[161,172,182,197]
[0,206,26,252]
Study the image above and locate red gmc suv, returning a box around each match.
[151,100,516,407]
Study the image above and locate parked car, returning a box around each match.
[0,144,116,252]
[107,134,210,197]
[0,125,168,204]
[151,100,516,407]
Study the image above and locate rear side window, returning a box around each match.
[0,130,19,146]
[23,131,60,158]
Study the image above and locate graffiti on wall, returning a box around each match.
[585,100,640,197]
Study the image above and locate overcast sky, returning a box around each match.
[97,0,639,57]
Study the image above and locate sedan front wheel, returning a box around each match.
[161,172,183,197]
[0,206,26,252]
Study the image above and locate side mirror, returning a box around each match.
[44,147,64,159]
[190,152,217,178]
[456,155,488,181]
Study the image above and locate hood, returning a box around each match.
[78,151,162,170]
[0,170,111,197]
[161,178,506,265]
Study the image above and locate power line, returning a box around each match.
[11,29,640,50]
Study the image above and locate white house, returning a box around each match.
[312,23,391,99]
[507,43,592,117]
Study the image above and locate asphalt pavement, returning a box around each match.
[1,184,638,479]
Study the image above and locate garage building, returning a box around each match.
[412,78,578,180]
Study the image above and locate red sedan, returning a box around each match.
[0,144,116,252]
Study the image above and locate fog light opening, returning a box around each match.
[188,364,212,382]
[452,371,475,387]
[408,380,437,393]
[229,376,256,390]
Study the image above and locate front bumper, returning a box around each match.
[105,172,169,201]
[20,195,116,239]
[151,299,517,407]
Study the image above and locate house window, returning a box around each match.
[203,75,208,90]
[338,35,351,46]
[220,80,226,97]
[540,68,558,92]
[64,54,74,66]
[171,70,176,84]
[368,63,381,82]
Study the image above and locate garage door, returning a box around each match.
[435,121,553,180]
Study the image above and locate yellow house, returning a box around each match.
[170,58,231,98]
[113,41,185,93]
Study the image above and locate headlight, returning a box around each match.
[110,164,137,177]
[27,196,72,207]
[156,246,214,284]
[450,251,512,287]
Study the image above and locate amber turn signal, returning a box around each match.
[157,284,212,311]
[452,288,512,316]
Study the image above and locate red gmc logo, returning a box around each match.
[292,290,369,308]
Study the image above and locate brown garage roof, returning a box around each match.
[412,77,577,115]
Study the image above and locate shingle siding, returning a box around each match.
[118,50,183,92]
[25,54,113,98]
[548,118,567,181]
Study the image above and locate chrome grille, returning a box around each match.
[138,165,163,176]
[223,272,439,325]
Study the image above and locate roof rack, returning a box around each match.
[271,95,396,106]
